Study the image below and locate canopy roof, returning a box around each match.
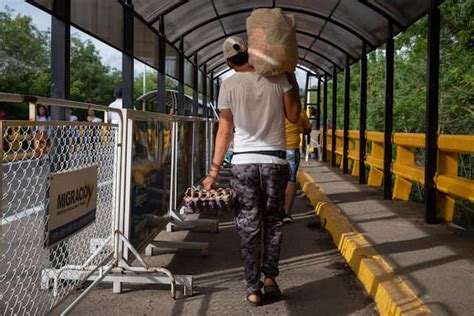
[29,0,432,78]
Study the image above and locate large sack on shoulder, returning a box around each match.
[246,8,298,76]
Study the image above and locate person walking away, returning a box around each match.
[282,111,311,223]
[108,87,123,125]
[203,36,301,306]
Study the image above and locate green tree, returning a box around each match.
[0,8,50,118]
[69,37,121,106]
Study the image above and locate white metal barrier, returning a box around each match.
[0,93,218,315]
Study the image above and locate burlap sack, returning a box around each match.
[246,8,298,76]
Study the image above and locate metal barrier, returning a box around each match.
[365,131,385,187]
[0,93,217,314]
[0,93,122,315]
[317,128,473,222]
[347,131,360,177]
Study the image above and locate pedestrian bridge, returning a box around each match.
[1,0,473,315]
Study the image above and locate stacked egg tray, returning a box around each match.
[183,187,234,213]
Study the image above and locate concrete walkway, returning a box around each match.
[300,160,474,316]
[65,181,376,315]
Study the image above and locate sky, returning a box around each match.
[2,0,314,88]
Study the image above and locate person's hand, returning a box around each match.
[203,170,218,191]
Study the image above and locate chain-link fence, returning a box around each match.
[0,121,117,315]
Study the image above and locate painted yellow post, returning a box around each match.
[335,129,343,168]
[326,132,332,163]
[366,132,384,187]
[347,130,360,177]
[392,133,425,200]
[436,135,474,221]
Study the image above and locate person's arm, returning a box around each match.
[283,72,301,123]
[203,109,233,190]
[301,111,312,135]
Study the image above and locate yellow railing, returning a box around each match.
[320,129,473,221]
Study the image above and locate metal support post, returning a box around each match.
[322,74,328,162]
[304,72,310,110]
[425,0,440,223]
[331,67,337,167]
[202,66,208,118]
[343,58,350,174]
[209,72,214,117]
[177,37,185,116]
[316,76,321,130]
[122,0,134,109]
[193,54,199,116]
[384,23,394,200]
[216,79,220,109]
[50,0,70,120]
[157,18,166,113]
[359,43,368,184]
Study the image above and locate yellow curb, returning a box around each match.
[297,169,432,316]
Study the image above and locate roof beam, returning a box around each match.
[209,56,332,77]
[201,44,344,70]
[358,0,404,30]
[147,0,189,25]
[190,29,357,66]
[172,7,376,49]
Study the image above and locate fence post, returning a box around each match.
[157,18,166,114]
[343,57,350,174]
[425,0,441,223]
[322,74,328,162]
[331,67,337,167]
[122,0,134,109]
[359,43,367,184]
[177,37,185,116]
[50,0,70,120]
[384,23,394,200]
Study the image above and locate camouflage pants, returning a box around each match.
[231,163,289,293]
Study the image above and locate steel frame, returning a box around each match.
[425,0,441,223]
[359,43,368,184]
[383,23,394,200]
[322,74,328,162]
[343,57,350,174]
[172,7,376,50]
[331,67,338,167]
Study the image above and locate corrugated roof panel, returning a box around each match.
[370,0,430,27]
[134,16,160,70]
[333,1,392,47]
[133,0,180,21]
[275,0,335,16]
[319,22,362,58]
[214,0,273,15]
[220,12,252,35]
[164,0,215,43]
[184,21,225,55]
[70,0,124,50]
[311,40,347,68]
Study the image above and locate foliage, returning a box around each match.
[0,8,50,118]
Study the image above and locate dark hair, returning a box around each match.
[113,87,123,98]
[37,105,48,116]
[227,50,248,67]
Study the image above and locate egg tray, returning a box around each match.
[183,187,234,213]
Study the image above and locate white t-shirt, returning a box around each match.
[218,72,293,165]
[108,98,123,124]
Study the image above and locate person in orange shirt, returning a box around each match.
[283,110,311,223]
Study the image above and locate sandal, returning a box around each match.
[263,278,282,301]
[246,290,262,307]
